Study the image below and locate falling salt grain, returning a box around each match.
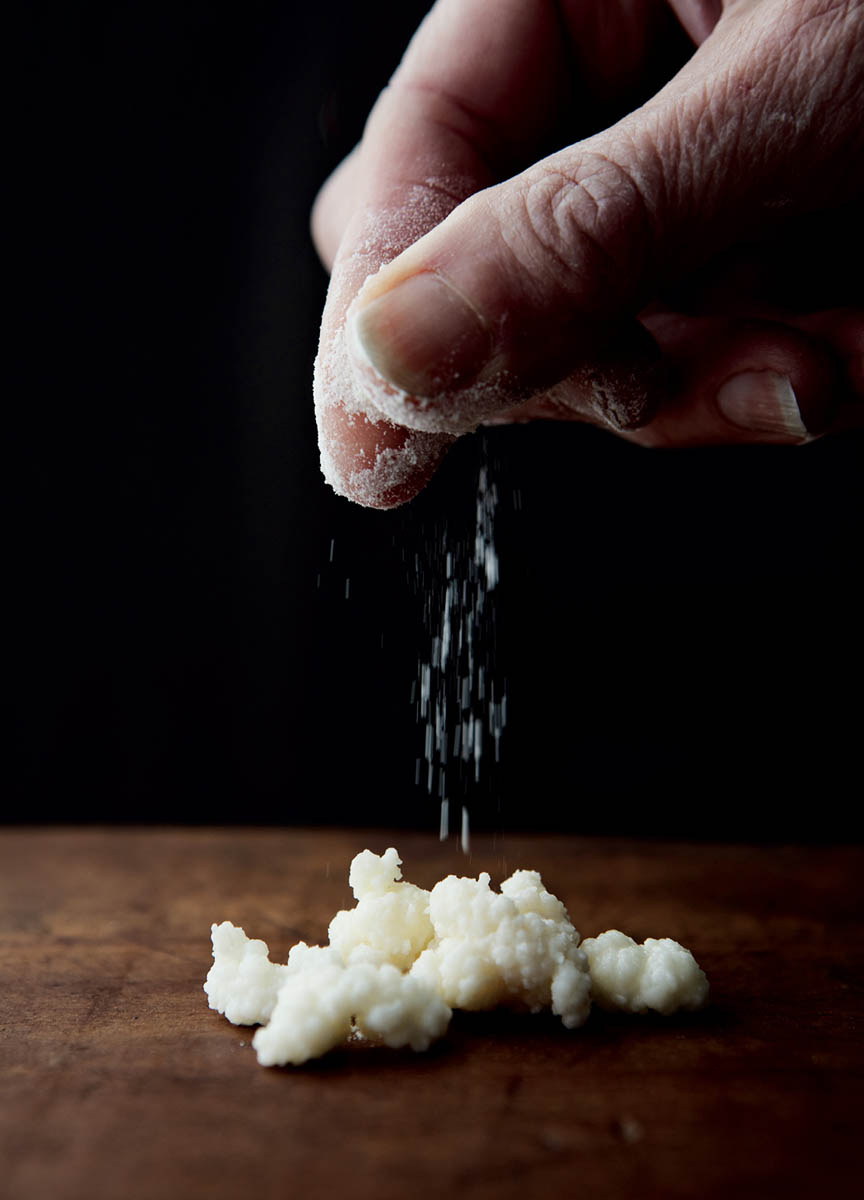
[439,800,450,841]
[410,461,507,849]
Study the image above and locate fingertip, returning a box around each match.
[346,269,523,437]
[318,404,454,509]
[628,317,842,447]
[715,370,810,440]
[350,271,492,401]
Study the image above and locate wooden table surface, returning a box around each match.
[1,827,862,1200]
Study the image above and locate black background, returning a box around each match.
[10,2,863,838]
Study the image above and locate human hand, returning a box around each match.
[312,0,864,508]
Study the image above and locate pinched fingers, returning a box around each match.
[343,0,864,459]
[312,0,581,506]
[314,0,864,504]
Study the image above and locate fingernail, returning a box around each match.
[716,370,808,438]
[351,273,491,397]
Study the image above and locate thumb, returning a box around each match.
[346,0,863,434]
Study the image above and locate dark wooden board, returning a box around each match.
[1,828,862,1200]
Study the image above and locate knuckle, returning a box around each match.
[506,152,656,312]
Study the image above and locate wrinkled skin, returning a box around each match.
[312,0,864,507]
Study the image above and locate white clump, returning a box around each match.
[580,930,709,1015]
[204,922,289,1026]
[253,959,451,1067]
[348,846,403,896]
[500,869,570,921]
[410,869,592,1029]
[328,847,434,970]
[205,849,711,1067]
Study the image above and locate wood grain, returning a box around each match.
[1,828,862,1200]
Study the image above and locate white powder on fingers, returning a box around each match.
[314,185,475,505]
[344,288,519,437]
[313,296,454,507]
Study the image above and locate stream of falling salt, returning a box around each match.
[412,463,506,852]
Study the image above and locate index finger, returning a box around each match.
[314,0,572,507]
[313,0,687,506]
